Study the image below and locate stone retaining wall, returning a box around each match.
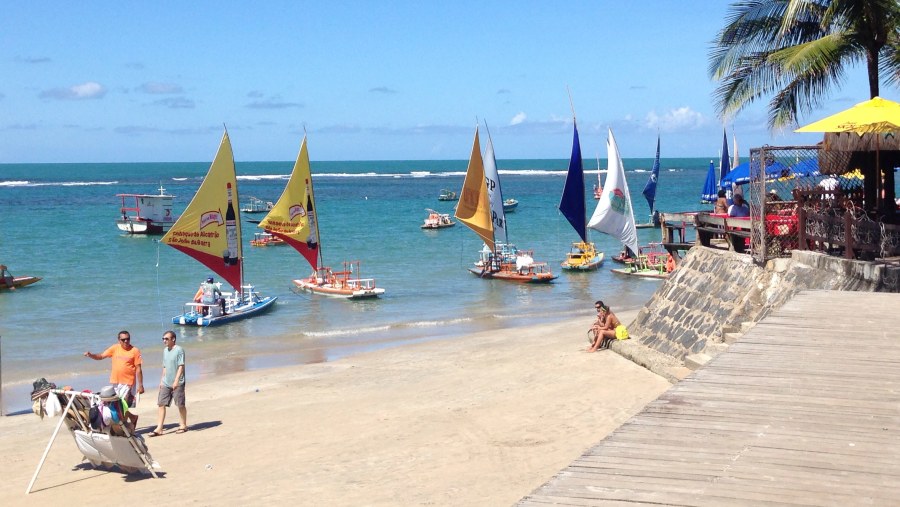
[625,248,898,365]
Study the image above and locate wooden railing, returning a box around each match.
[694,213,752,253]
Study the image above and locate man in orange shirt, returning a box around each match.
[84,330,145,428]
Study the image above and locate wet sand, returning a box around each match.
[0,310,671,506]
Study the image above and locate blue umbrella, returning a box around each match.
[720,160,787,189]
[701,160,717,203]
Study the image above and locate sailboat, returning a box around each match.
[455,124,556,283]
[161,130,278,326]
[635,135,661,229]
[558,117,603,271]
[592,155,603,199]
[589,129,666,278]
[260,136,385,299]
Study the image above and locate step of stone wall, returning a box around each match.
[684,353,712,371]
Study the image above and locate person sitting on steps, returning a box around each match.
[587,301,629,352]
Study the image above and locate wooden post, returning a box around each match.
[797,207,807,251]
[845,211,855,259]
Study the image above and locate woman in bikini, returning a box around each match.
[587,301,629,352]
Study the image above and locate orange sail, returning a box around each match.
[258,136,320,270]
[161,130,242,290]
[454,126,495,251]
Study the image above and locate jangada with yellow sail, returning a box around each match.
[259,135,385,299]
[455,124,556,283]
[161,130,278,326]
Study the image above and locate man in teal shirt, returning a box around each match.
[149,330,187,436]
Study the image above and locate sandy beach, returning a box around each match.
[0,310,671,506]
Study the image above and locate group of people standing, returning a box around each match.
[84,329,187,436]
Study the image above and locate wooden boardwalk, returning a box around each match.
[520,290,900,506]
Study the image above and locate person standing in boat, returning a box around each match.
[194,276,223,316]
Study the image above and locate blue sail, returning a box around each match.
[719,129,731,185]
[641,135,660,213]
[558,122,587,242]
[701,160,717,203]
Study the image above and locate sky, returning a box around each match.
[1,1,891,163]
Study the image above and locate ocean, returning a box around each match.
[0,156,712,414]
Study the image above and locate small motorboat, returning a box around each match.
[438,189,458,201]
[116,185,177,235]
[241,196,274,214]
[503,198,518,212]
[421,209,455,229]
[0,264,41,291]
[249,232,286,247]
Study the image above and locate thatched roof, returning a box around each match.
[818,132,900,175]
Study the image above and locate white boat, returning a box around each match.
[421,209,455,229]
[502,198,518,212]
[115,185,177,235]
[258,135,385,299]
[241,196,274,214]
[160,130,277,326]
[558,116,604,271]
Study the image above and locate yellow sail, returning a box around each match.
[161,130,242,290]
[454,126,494,251]
[258,136,320,270]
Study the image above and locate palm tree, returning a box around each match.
[709,0,900,129]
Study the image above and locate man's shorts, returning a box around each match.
[157,384,186,407]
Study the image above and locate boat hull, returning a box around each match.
[292,279,385,299]
[421,222,455,229]
[610,267,668,279]
[0,276,42,291]
[116,218,169,235]
[172,296,278,326]
[467,267,557,283]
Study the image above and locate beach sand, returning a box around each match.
[0,311,671,506]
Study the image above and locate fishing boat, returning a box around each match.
[588,128,640,275]
[421,209,455,229]
[558,114,603,271]
[0,264,41,291]
[115,185,177,235]
[249,231,285,247]
[455,124,556,283]
[610,243,670,279]
[502,198,518,212]
[241,196,274,214]
[635,135,661,229]
[161,130,278,326]
[438,189,458,201]
[259,135,385,299]
[592,156,603,199]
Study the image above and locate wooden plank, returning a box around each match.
[519,291,900,506]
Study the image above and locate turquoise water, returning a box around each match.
[0,157,712,413]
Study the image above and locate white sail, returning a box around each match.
[482,125,507,244]
[587,128,639,256]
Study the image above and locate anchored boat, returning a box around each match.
[259,135,385,299]
[161,130,277,326]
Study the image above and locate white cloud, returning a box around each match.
[40,81,107,100]
[509,112,527,125]
[644,106,707,132]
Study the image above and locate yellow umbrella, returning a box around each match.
[795,96,900,133]
[795,96,900,213]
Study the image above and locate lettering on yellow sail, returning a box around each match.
[200,210,224,229]
[289,204,306,220]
